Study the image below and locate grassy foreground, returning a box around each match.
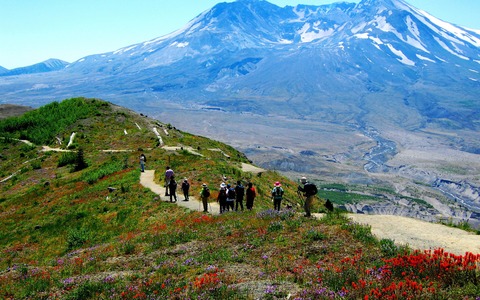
[0,98,479,299]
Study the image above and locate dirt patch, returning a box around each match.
[348,214,480,255]
[0,104,33,119]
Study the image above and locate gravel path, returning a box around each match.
[140,170,220,215]
[348,214,480,255]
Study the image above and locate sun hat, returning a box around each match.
[184,178,188,181]
[274,181,281,187]
[300,177,307,183]
[202,183,207,187]
[220,182,226,188]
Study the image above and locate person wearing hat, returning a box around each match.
[164,166,174,196]
[181,178,190,201]
[271,181,284,211]
[217,182,228,214]
[298,177,318,217]
[200,183,211,212]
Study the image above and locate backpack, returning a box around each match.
[304,183,318,197]
[228,187,236,199]
[202,187,210,198]
[272,187,283,199]
[235,185,245,197]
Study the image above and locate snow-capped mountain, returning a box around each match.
[1,0,479,141]
[53,0,478,118]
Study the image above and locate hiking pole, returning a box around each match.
[296,190,305,208]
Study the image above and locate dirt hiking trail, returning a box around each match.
[140,170,221,215]
[140,170,480,255]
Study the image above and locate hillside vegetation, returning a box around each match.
[0,98,479,299]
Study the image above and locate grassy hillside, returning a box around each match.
[0,98,479,299]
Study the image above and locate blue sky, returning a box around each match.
[1,0,478,69]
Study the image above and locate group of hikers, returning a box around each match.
[140,154,328,217]
[270,177,320,217]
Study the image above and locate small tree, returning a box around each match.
[73,148,88,171]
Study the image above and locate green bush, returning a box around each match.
[30,160,41,170]
[305,228,326,241]
[341,222,377,245]
[379,238,399,257]
[58,152,77,167]
[66,227,90,250]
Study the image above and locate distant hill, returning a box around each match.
[0,104,33,119]
[0,58,68,77]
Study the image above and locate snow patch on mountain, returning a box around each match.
[386,44,415,66]
[416,54,435,63]
[171,42,189,48]
[434,37,469,60]
[298,23,335,42]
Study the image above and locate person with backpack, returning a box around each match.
[226,184,236,211]
[181,178,190,201]
[200,183,210,213]
[235,180,245,211]
[168,176,178,203]
[298,176,318,217]
[246,182,256,211]
[217,182,228,214]
[271,181,284,211]
[164,166,174,196]
[139,154,146,172]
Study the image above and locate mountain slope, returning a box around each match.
[1,98,479,299]
[0,0,479,228]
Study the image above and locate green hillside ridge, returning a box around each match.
[0,98,479,299]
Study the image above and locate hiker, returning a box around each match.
[164,166,174,196]
[271,181,284,211]
[168,176,178,203]
[298,176,318,217]
[226,184,235,211]
[217,183,228,213]
[181,178,190,201]
[200,183,211,212]
[139,154,146,172]
[235,180,245,211]
[246,182,256,210]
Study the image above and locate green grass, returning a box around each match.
[0,98,478,299]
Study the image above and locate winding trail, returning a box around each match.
[140,170,220,215]
[5,138,480,255]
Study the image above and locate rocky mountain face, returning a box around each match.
[0,0,479,227]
